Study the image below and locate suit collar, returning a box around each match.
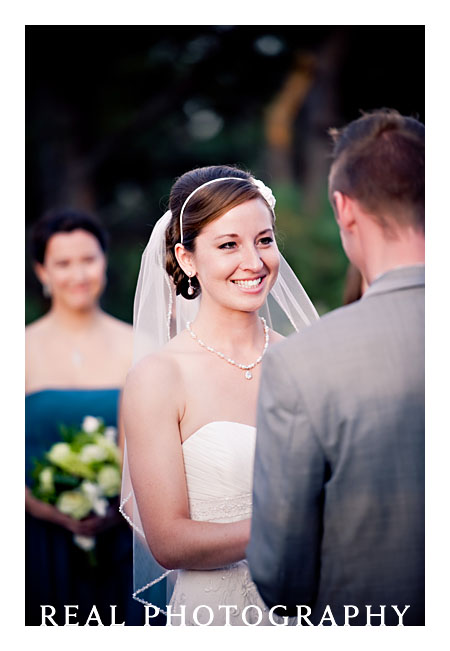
[362,264,425,299]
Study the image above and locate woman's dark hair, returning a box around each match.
[166,165,271,300]
[30,210,109,264]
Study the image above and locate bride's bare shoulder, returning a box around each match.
[124,332,191,395]
[126,350,178,387]
[122,340,188,428]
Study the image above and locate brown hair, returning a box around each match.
[30,210,108,264]
[329,109,424,232]
[165,165,270,299]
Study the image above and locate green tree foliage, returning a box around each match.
[26,26,424,323]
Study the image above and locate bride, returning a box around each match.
[120,165,318,625]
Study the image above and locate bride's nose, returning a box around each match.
[239,244,264,272]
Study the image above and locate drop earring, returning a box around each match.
[42,283,51,298]
[187,272,194,296]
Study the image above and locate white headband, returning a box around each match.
[179,176,276,244]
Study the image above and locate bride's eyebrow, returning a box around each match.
[213,233,239,241]
[213,229,273,242]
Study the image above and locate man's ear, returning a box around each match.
[174,243,196,277]
[333,191,357,232]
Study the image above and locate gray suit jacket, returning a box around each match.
[247,266,424,625]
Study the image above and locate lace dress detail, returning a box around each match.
[189,494,252,521]
[168,421,295,626]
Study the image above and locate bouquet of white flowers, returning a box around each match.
[31,416,122,563]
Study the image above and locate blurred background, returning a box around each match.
[26,25,424,323]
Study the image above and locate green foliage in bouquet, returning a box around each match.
[30,416,122,520]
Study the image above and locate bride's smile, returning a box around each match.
[231,275,266,292]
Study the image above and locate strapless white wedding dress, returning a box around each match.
[168,421,293,626]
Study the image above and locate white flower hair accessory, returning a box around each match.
[252,178,276,211]
[179,176,276,243]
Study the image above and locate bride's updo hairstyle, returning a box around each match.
[166,165,271,300]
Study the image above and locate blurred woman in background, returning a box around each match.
[25,210,145,625]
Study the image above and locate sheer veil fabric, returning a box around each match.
[120,195,319,612]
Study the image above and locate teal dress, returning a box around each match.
[25,389,150,626]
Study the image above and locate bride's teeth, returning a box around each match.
[233,278,262,288]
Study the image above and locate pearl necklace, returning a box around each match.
[186,317,269,380]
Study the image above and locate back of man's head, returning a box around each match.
[329,109,424,233]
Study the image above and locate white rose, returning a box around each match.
[79,444,108,464]
[80,481,108,516]
[80,480,102,501]
[73,535,96,551]
[81,416,102,433]
[92,497,109,517]
[94,435,121,464]
[97,465,122,498]
[104,426,117,443]
[47,442,72,465]
[56,490,92,520]
[39,467,54,493]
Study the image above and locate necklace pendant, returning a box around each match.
[186,317,268,381]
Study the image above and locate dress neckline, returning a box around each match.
[182,420,256,446]
[25,387,121,399]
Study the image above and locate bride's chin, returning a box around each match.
[236,295,269,313]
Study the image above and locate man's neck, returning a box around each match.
[360,226,425,285]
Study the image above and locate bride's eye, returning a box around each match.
[219,241,237,250]
[258,236,274,246]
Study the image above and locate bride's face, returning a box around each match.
[190,198,280,313]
